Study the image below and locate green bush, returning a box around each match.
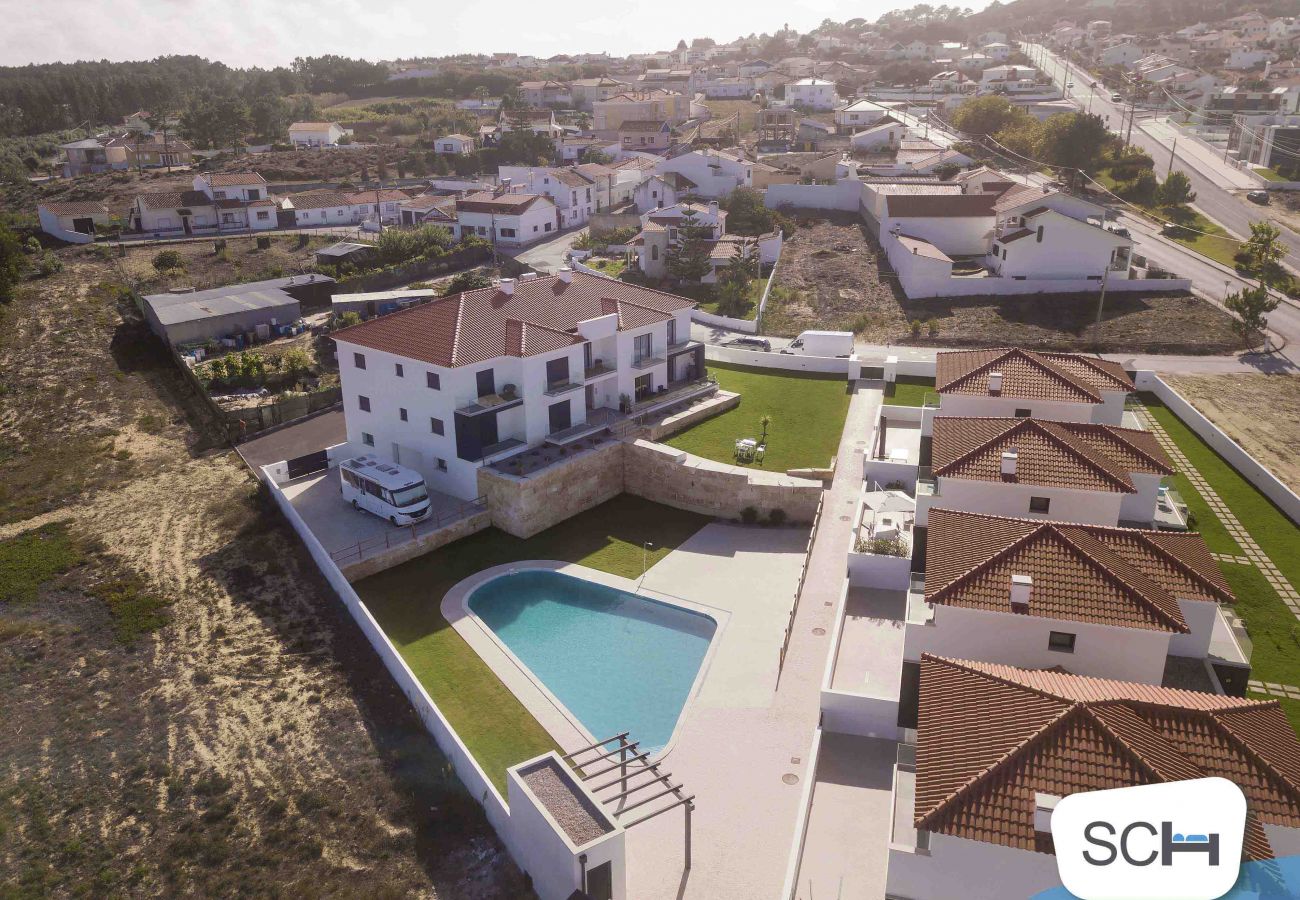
[152,249,184,272]
[740,506,759,524]
[768,508,787,526]
[35,252,62,277]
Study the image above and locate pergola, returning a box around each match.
[563,732,696,877]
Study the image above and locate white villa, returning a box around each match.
[288,121,351,148]
[331,270,703,500]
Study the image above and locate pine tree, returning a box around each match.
[665,209,714,283]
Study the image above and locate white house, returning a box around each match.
[835,99,895,128]
[288,122,351,148]
[655,149,753,199]
[285,190,355,228]
[931,348,1133,425]
[434,133,475,155]
[641,201,726,240]
[990,207,1133,280]
[879,193,997,256]
[785,78,840,111]
[130,189,217,235]
[1227,47,1278,70]
[850,120,910,152]
[905,508,1243,684]
[634,172,696,212]
[38,201,113,243]
[454,190,559,246]
[916,415,1174,528]
[703,77,755,98]
[345,189,410,226]
[1099,41,1144,67]
[980,41,1011,61]
[886,656,1300,900]
[195,172,269,204]
[331,270,701,499]
[497,167,597,229]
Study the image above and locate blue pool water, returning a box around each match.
[468,569,716,753]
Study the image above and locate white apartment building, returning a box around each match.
[887,656,1300,900]
[904,509,1245,685]
[453,191,559,246]
[930,348,1134,425]
[915,415,1174,527]
[331,270,701,499]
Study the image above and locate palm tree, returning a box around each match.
[759,414,772,442]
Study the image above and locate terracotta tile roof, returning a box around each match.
[914,655,1300,860]
[332,271,695,367]
[288,122,342,130]
[884,193,997,218]
[923,508,1231,631]
[439,133,475,142]
[343,189,411,205]
[456,191,550,213]
[135,190,214,210]
[42,201,110,216]
[896,234,953,263]
[931,417,1172,492]
[205,172,267,186]
[548,169,593,188]
[936,348,1134,403]
[287,191,351,210]
[992,184,1052,213]
[619,120,669,132]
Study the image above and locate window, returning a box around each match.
[358,395,371,412]
[1014,408,1031,418]
[427,371,441,390]
[533,224,539,232]
[499,227,516,237]
[476,368,495,398]
[337,209,345,217]
[544,222,552,232]
[353,352,366,369]
[362,432,375,446]
[248,188,260,200]
[667,318,676,346]
[430,417,445,435]
[395,363,404,377]
[1048,631,1076,653]
[256,210,269,221]
[1036,225,1044,243]
[437,458,448,472]
[1029,496,1050,514]
[651,244,659,260]
[399,407,408,422]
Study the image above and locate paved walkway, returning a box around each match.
[1248,680,1300,701]
[1135,406,1300,618]
[1139,118,1259,191]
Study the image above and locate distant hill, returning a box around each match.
[964,0,1299,37]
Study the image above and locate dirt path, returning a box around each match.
[1165,374,1300,492]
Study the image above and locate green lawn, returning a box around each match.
[583,257,627,278]
[0,523,84,605]
[1161,210,1240,269]
[356,495,711,793]
[883,376,936,408]
[1222,564,1300,689]
[665,361,851,471]
[1254,168,1287,183]
[686,279,765,321]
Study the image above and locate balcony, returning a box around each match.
[584,360,617,379]
[632,353,666,370]
[915,467,939,498]
[543,379,583,397]
[457,391,523,416]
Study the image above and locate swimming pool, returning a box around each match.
[467,569,716,753]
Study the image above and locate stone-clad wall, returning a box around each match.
[341,511,490,581]
[623,440,823,523]
[478,441,626,538]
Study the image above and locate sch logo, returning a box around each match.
[1052,778,1247,900]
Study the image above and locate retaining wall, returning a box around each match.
[705,344,861,378]
[643,391,741,442]
[477,440,626,539]
[1134,371,1300,526]
[623,439,823,522]
[896,272,1193,299]
[764,181,865,212]
[340,511,491,580]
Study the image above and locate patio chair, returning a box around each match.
[754,444,766,465]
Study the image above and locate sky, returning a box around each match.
[1,0,991,69]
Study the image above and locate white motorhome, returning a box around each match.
[339,454,431,525]
[782,330,854,357]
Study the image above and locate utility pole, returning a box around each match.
[1167,137,1178,178]
[1092,265,1111,348]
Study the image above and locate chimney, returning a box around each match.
[988,370,1003,395]
[709,200,719,215]
[1010,573,1032,610]
[499,278,515,295]
[1033,792,1059,833]
[1001,449,1018,476]
[558,267,573,283]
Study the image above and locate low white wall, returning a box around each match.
[847,550,912,589]
[38,207,95,244]
[691,306,759,333]
[705,344,860,378]
[779,727,826,900]
[1135,371,1300,526]
[897,272,1193,300]
[764,180,865,212]
[259,465,520,855]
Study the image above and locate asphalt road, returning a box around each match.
[1024,42,1300,271]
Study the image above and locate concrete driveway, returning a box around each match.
[508,226,588,274]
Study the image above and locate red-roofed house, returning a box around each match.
[904,509,1249,686]
[331,270,701,498]
[453,190,558,246]
[886,656,1298,900]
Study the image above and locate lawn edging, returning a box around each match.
[1132,371,1300,526]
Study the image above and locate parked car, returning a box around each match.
[1247,190,1270,205]
[1066,81,1075,89]
[1111,92,1124,102]
[723,336,772,351]
[1107,225,1131,238]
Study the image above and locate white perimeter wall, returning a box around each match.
[764,180,865,212]
[887,832,1063,900]
[705,344,860,378]
[903,605,1171,683]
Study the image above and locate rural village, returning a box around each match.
[5,1,1300,898]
